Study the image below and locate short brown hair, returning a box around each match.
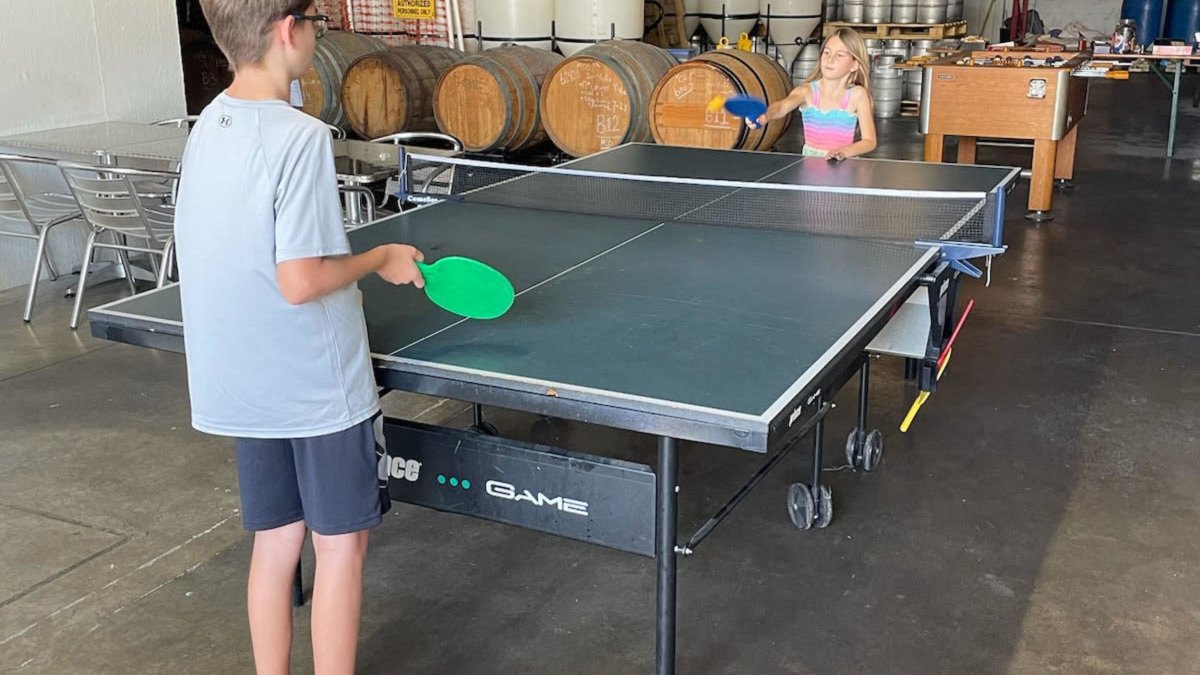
[200,0,312,69]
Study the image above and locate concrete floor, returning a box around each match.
[1,75,1199,674]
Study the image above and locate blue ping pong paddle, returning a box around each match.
[709,94,768,128]
[416,256,514,320]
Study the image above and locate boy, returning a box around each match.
[177,2,425,673]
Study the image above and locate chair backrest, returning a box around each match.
[58,161,178,243]
[368,132,463,152]
[0,153,71,230]
[0,166,17,218]
[152,116,200,128]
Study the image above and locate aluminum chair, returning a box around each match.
[0,153,84,322]
[58,161,179,329]
[152,116,200,128]
[368,133,464,206]
[339,185,376,225]
[368,132,463,151]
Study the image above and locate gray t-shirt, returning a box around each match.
[174,93,378,439]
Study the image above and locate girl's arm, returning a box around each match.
[757,85,810,125]
[830,89,878,159]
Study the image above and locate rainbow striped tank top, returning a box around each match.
[801,82,858,158]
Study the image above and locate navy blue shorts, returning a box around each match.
[235,414,390,536]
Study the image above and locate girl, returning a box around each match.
[758,28,878,160]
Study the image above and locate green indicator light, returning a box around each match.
[461,480,471,490]
[450,477,459,487]
[437,475,446,485]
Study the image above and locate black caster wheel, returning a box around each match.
[787,483,814,530]
[815,484,833,529]
[861,429,883,472]
[845,429,864,467]
[846,429,883,471]
[468,421,500,436]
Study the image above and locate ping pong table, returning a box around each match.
[87,143,1018,674]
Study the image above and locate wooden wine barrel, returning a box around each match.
[300,31,388,128]
[433,45,563,153]
[540,40,678,157]
[648,50,793,151]
[341,46,466,140]
[179,29,232,115]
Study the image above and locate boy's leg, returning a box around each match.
[248,521,307,675]
[292,414,388,675]
[311,529,370,675]
[236,437,308,675]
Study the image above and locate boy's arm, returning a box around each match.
[277,243,424,305]
[270,123,425,305]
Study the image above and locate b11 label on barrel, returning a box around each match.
[382,418,657,557]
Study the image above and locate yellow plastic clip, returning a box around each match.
[716,36,732,50]
[737,32,752,51]
[900,348,953,433]
[899,392,928,434]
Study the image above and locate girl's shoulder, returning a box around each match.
[792,82,814,108]
[847,85,873,111]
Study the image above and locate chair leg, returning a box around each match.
[23,227,53,322]
[156,242,174,288]
[147,249,161,279]
[115,236,137,296]
[41,236,59,281]
[70,231,98,330]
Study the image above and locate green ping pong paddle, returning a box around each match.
[417,256,514,320]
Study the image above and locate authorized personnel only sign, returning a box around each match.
[393,0,436,19]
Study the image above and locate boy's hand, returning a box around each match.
[376,244,425,288]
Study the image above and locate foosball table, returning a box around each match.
[919,50,1091,221]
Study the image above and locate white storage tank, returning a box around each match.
[759,0,822,69]
[458,0,480,52]
[477,0,555,51]
[699,0,759,44]
[684,0,703,39]
[553,0,644,56]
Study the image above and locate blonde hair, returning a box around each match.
[199,0,312,69]
[805,28,872,92]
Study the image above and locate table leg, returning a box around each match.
[956,137,977,164]
[1026,139,1057,221]
[1169,64,1181,158]
[1055,125,1079,188]
[656,437,678,675]
[924,134,946,162]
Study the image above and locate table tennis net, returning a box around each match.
[403,153,999,246]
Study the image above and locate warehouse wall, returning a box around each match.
[963,0,1125,40]
[0,0,186,291]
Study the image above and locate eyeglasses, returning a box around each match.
[290,14,329,39]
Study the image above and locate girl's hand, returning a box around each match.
[754,103,779,128]
[827,147,849,161]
